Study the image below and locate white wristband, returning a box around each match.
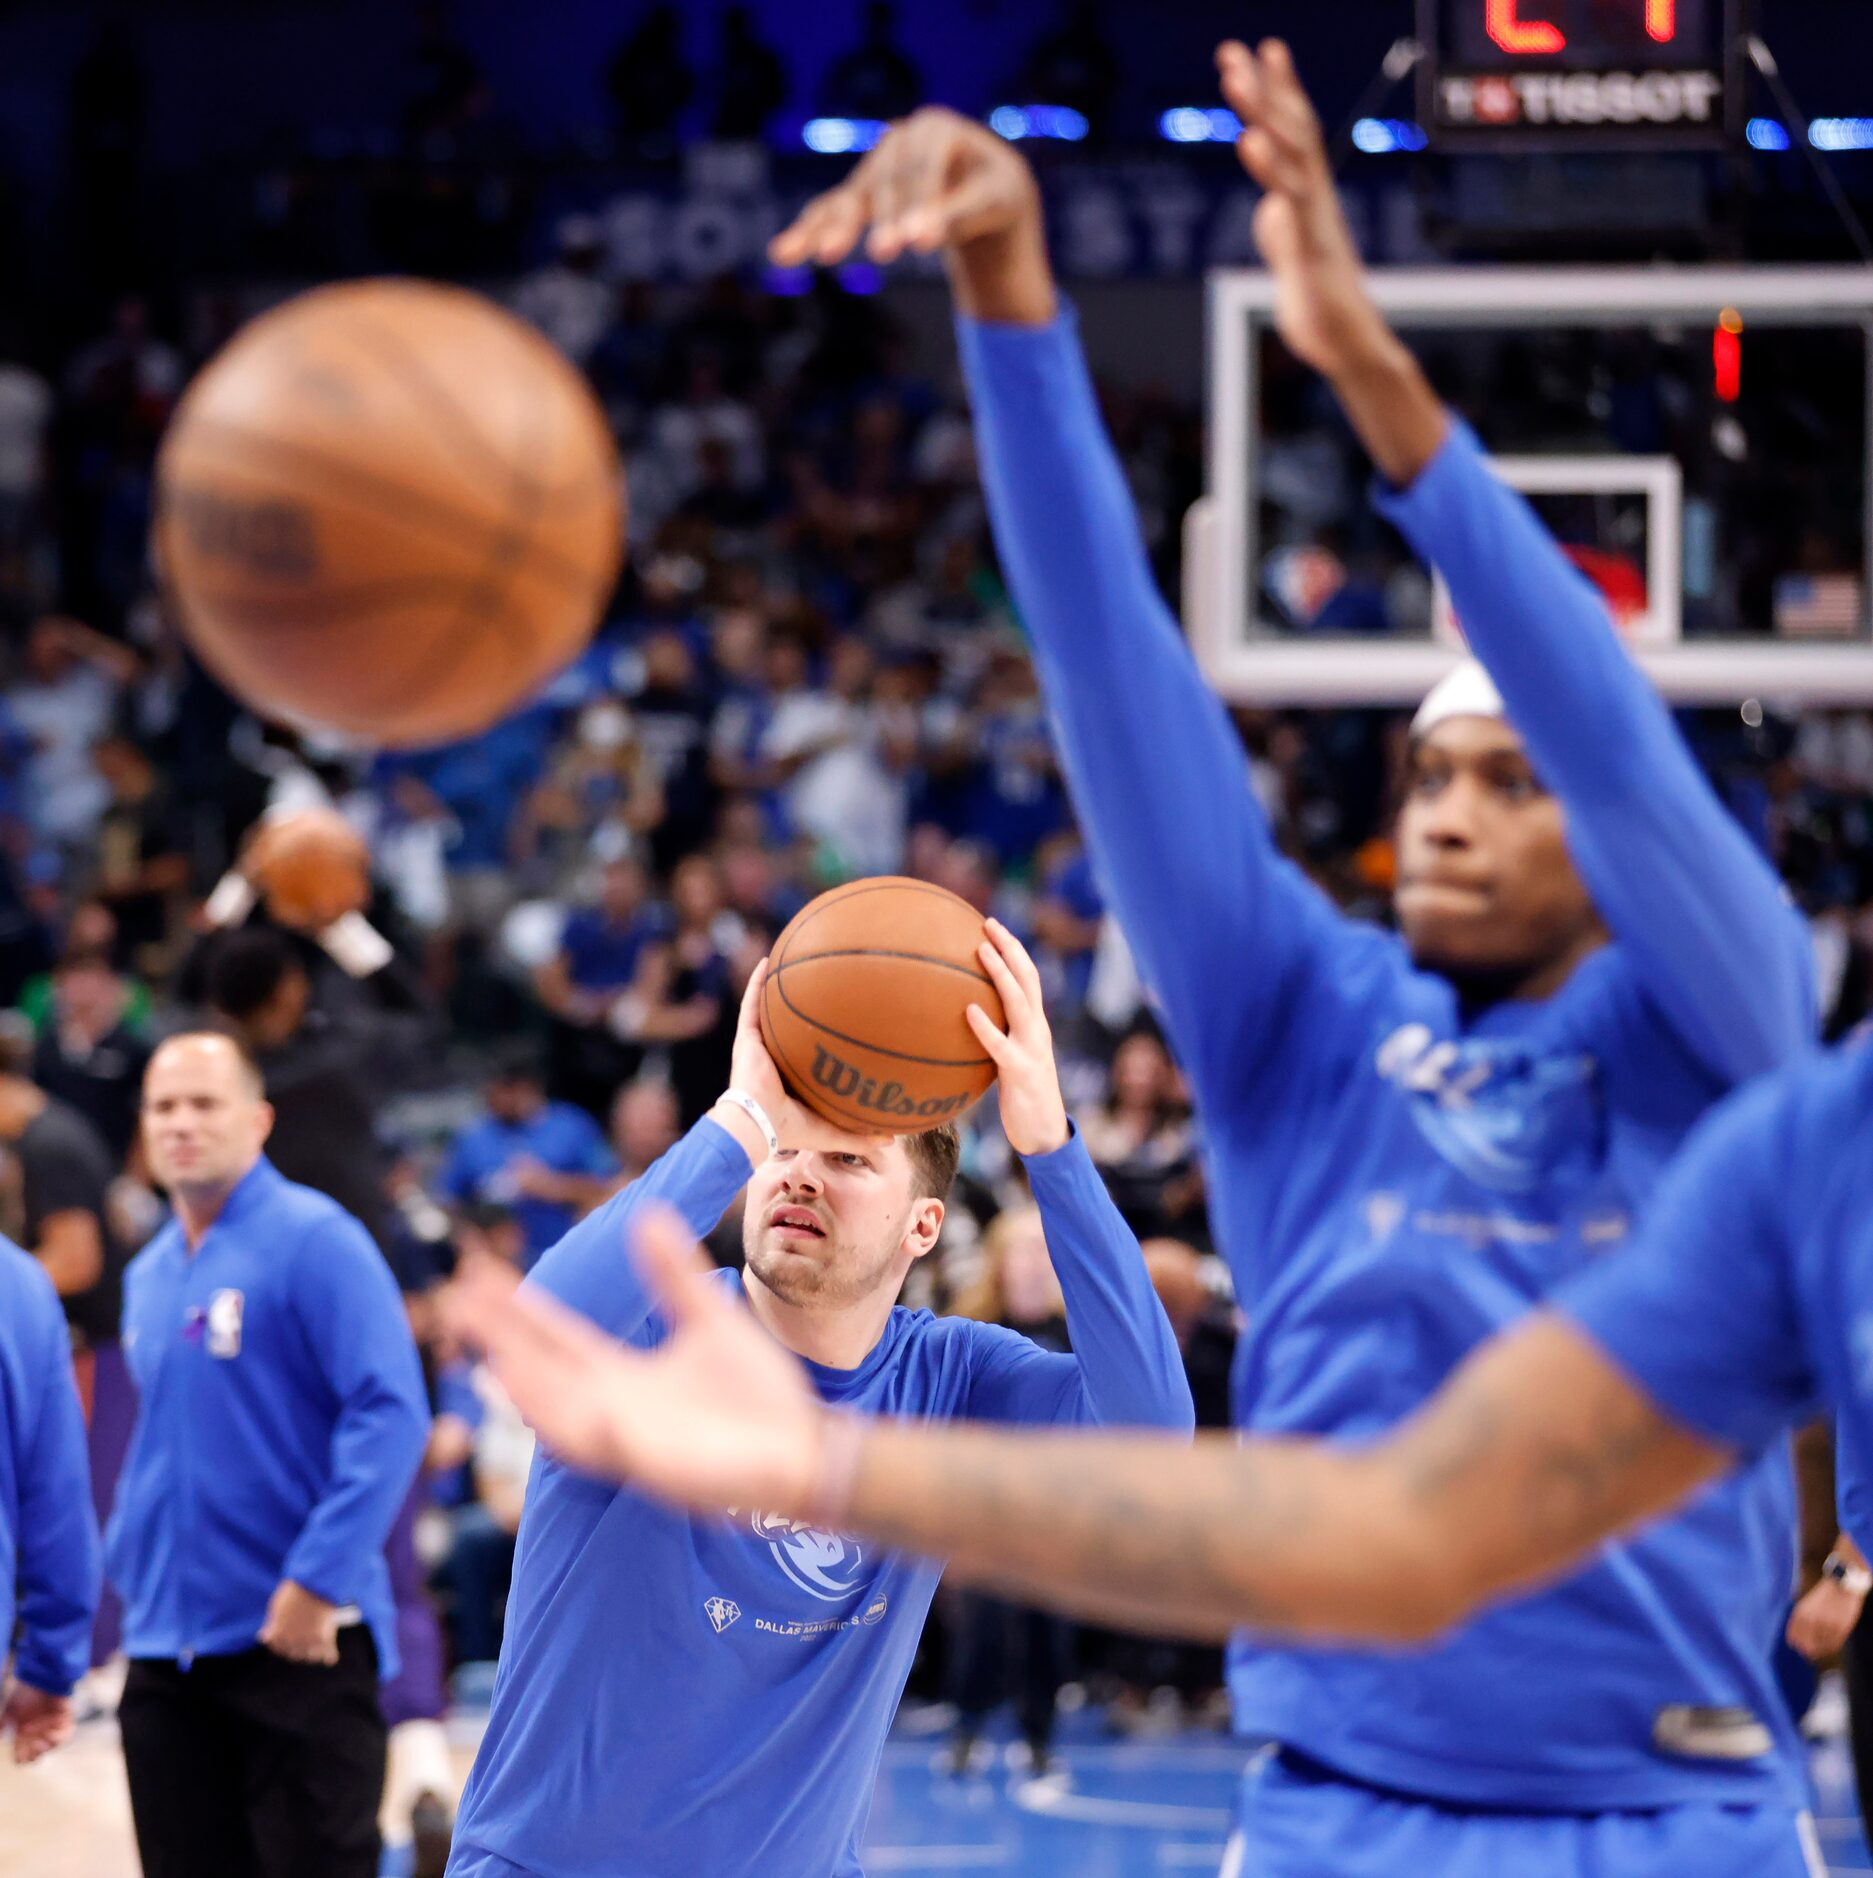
[718,1088,779,1157]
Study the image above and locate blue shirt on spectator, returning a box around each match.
[1037,847,1105,1010]
[429,1359,486,1510]
[437,1103,617,1267]
[557,907,671,996]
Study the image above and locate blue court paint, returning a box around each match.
[378,1724,1873,1875]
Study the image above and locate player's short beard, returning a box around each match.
[744,1219,903,1309]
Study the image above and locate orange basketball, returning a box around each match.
[248,807,372,931]
[761,877,1005,1135]
[153,279,624,748]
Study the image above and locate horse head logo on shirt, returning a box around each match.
[1375,1022,1601,1195]
[745,1509,869,1602]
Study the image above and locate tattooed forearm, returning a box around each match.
[836,1315,1733,1644]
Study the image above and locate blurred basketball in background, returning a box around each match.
[153,278,624,748]
[761,878,1005,1135]
[245,807,372,931]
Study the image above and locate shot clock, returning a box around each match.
[1417,0,1743,147]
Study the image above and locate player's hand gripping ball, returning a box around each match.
[759,878,1006,1135]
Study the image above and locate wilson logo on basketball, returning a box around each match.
[809,1045,970,1120]
[166,486,319,579]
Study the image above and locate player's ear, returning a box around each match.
[905,1197,944,1261]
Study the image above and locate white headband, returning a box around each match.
[1410,660,1505,739]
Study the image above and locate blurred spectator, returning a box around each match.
[0,1020,117,1383]
[818,1,921,121]
[512,216,612,370]
[1030,832,1103,1022]
[608,1076,680,1186]
[8,616,137,853]
[605,4,696,157]
[534,854,671,1111]
[433,1213,535,1670]
[30,941,149,1164]
[380,1237,465,1878]
[1079,1028,1205,1244]
[205,924,434,1250]
[62,294,179,450]
[648,353,763,509]
[946,1203,1074,1778]
[630,853,739,1123]
[0,329,55,626]
[764,635,909,876]
[709,6,788,140]
[960,649,1067,866]
[623,628,719,870]
[1013,0,1119,137]
[88,731,189,972]
[434,1047,616,1268]
[512,700,664,897]
[1140,1239,1237,1432]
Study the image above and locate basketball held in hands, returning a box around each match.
[760,878,1006,1135]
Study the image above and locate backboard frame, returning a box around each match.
[1430,454,1683,647]
[1197,266,1873,704]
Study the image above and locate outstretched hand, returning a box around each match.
[443,1210,826,1518]
[1216,38,1391,383]
[1216,38,1445,484]
[768,108,1055,326]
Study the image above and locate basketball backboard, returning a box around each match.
[1191,267,1873,704]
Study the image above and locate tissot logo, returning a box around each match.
[1438,69,1723,129]
[809,1045,970,1120]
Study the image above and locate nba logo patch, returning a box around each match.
[705,1597,741,1634]
[206,1289,245,1359]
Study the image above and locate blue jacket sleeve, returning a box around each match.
[963,1127,1194,1433]
[527,1117,753,1341]
[1838,1419,1873,1561]
[1375,426,1815,1083]
[12,1270,101,1696]
[281,1216,430,1607]
[957,312,1394,1103]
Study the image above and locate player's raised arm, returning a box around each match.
[1222,38,1813,1081]
[958,922,1193,1433]
[526,962,804,1337]
[772,117,1383,1104]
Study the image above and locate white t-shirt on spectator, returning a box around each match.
[763,692,906,878]
[10,664,117,844]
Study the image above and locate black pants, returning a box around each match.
[119,1630,386,1878]
[948,1589,1073,1752]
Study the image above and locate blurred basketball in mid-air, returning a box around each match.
[761,878,1006,1135]
[154,278,624,748]
[245,807,372,931]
